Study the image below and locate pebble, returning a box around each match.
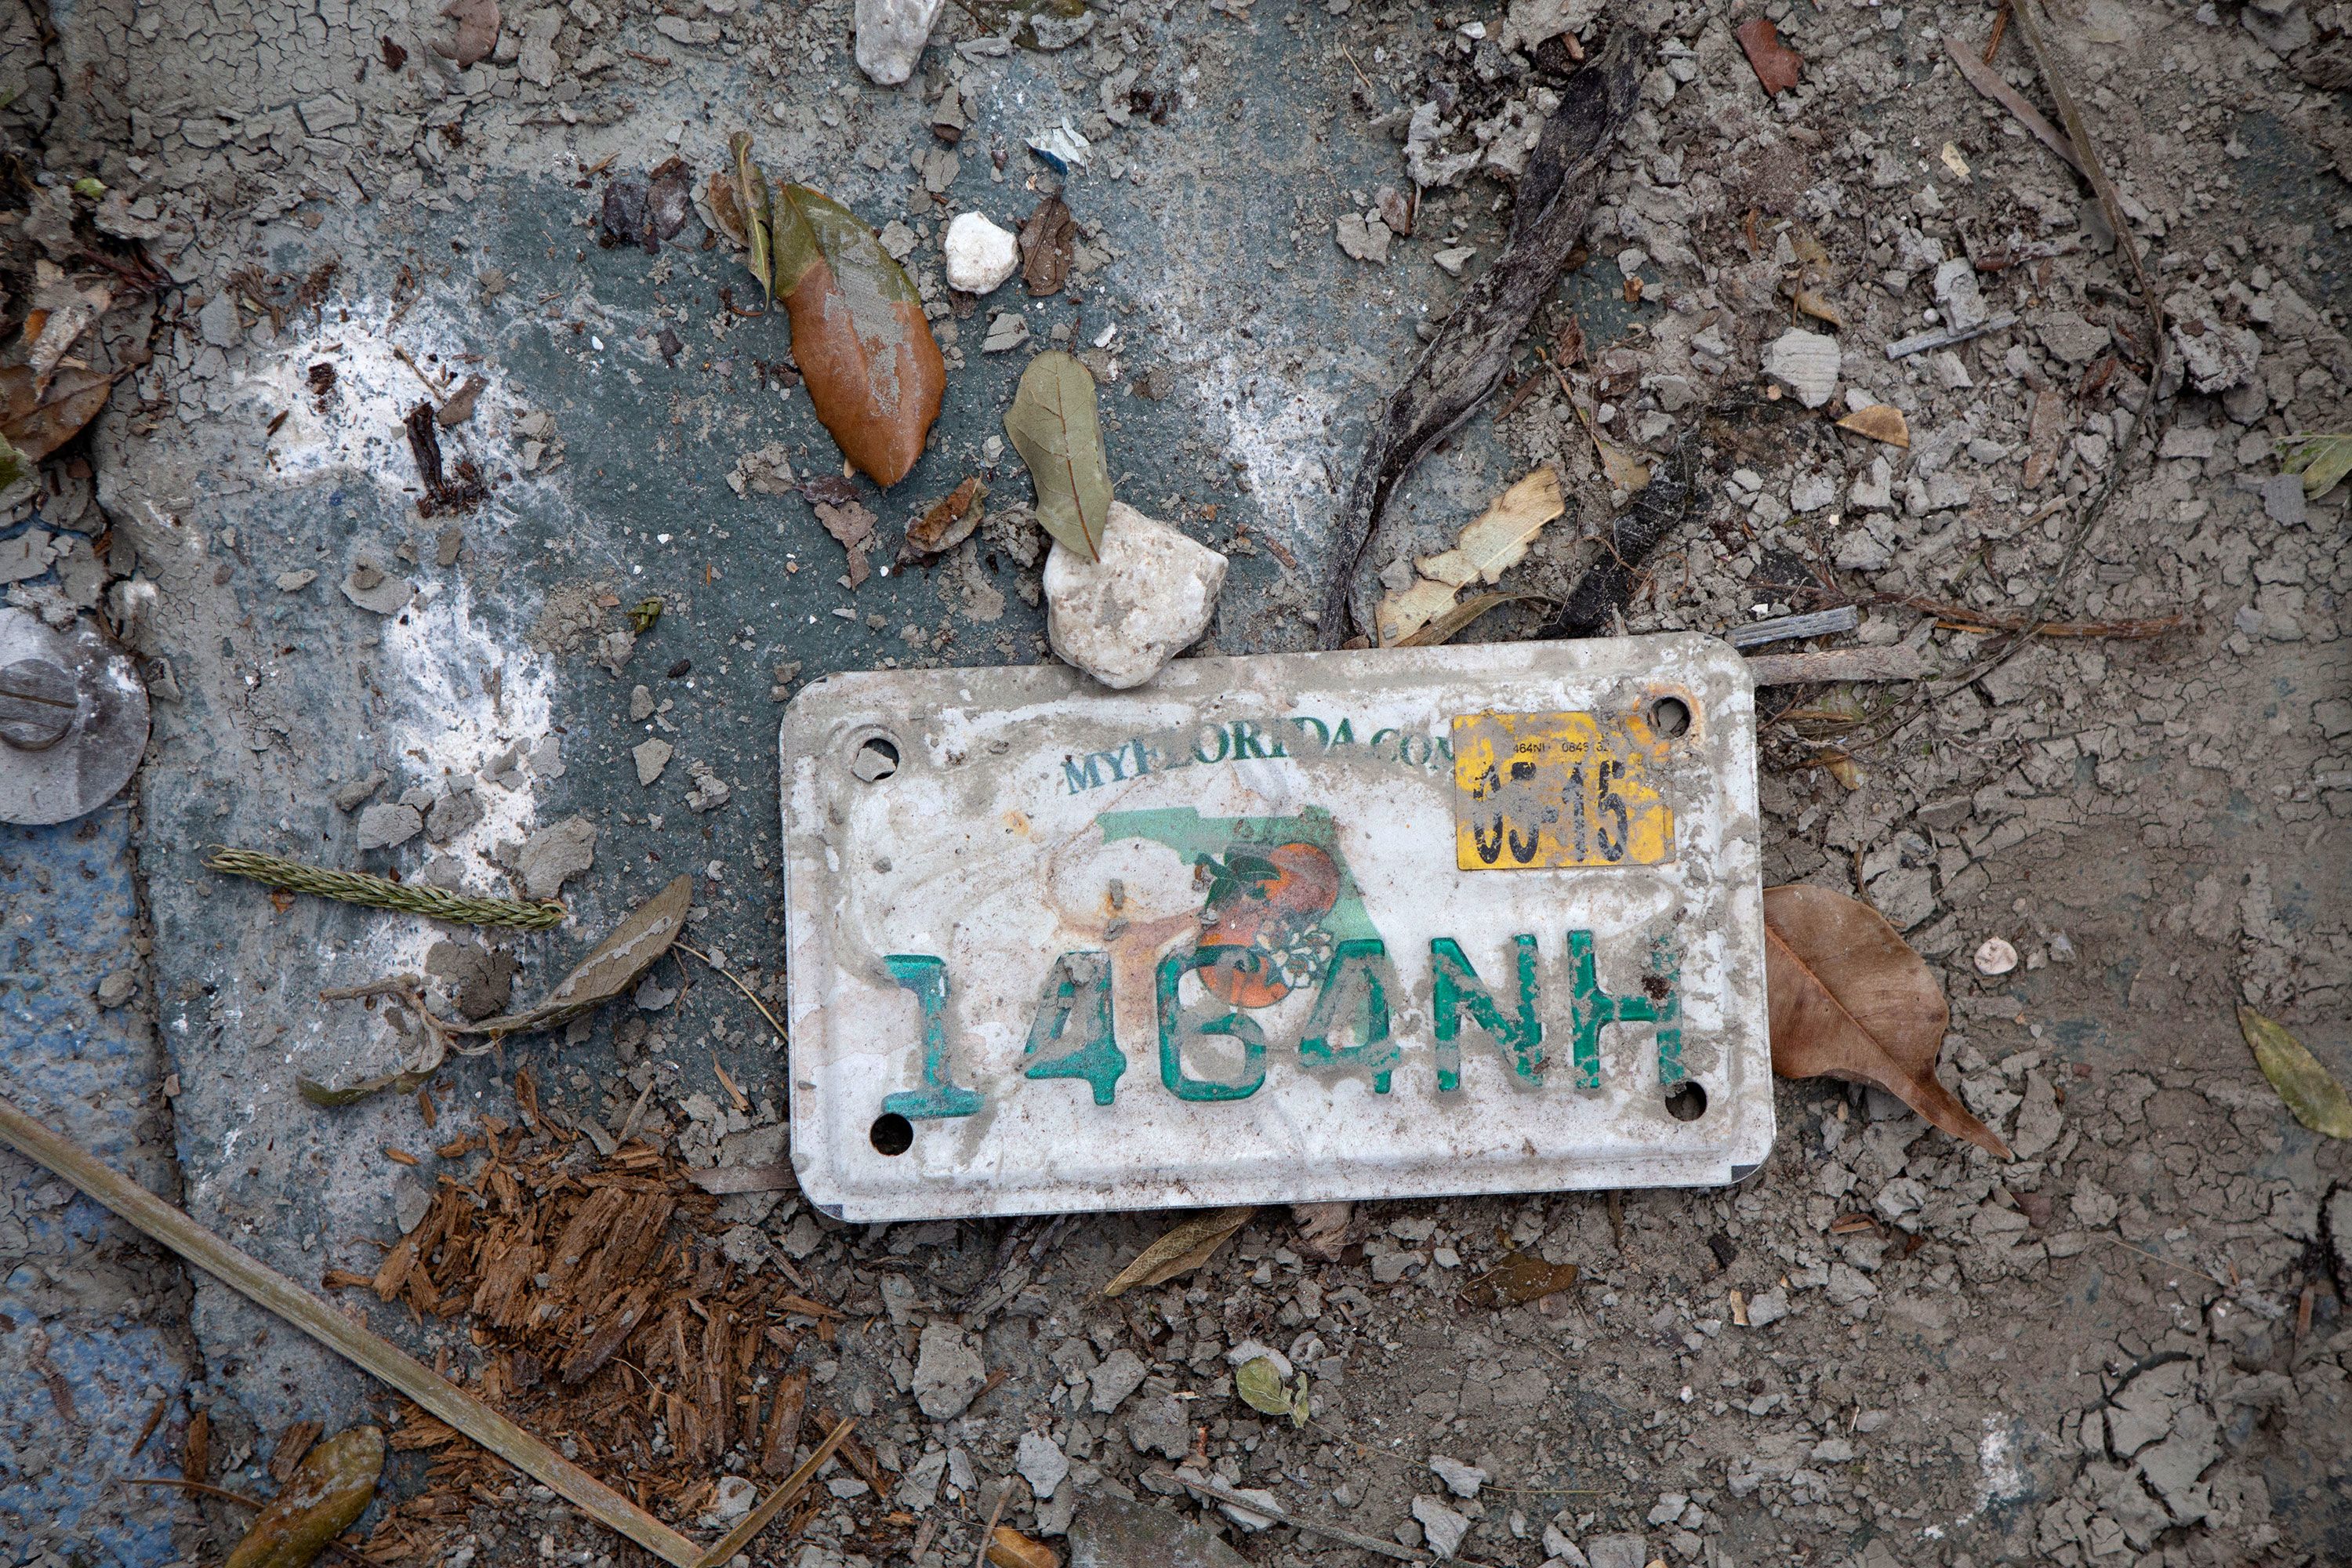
[1973,935,2020,975]
[1410,1495,1471,1559]
[276,569,317,592]
[1428,1454,1486,1499]
[1016,1432,1069,1498]
[95,970,137,1008]
[1069,1496,1248,1568]
[1763,328,1841,408]
[944,212,1019,294]
[1042,503,1227,689]
[356,800,423,851]
[1088,1347,1149,1414]
[341,562,412,615]
[852,0,944,84]
[514,815,597,899]
[912,1323,985,1418]
[633,737,673,785]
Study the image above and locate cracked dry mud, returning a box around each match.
[2,0,2347,1564]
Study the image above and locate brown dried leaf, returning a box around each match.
[1,365,116,461]
[1290,1201,1353,1261]
[468,875,692,1036]
[1763,884,2010,1157]
[1459,1253,1579,1308]
[1736,18,1802,96]
[433,0,499,66]
[1018,194,1078,296]
[769,181,945,488]
[815,499,879,586]
[225,1425,384,1568]
[1392,589,1558,648]
[1793,288,1846,330]
[1005,352,1111,561]
[1835,404,1911,448]
[2023,387,2067,488]
[1102,1206,1256,1298]
[988,1527,1058,1568]
[902,475,987,558]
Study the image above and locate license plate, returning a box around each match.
[780,635,1773,1221]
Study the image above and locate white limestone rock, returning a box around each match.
[853,0,945,85]
[943,212,1019,294]
[1763,327,1842,408]
[1043,503,1227,690]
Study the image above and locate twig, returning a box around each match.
[1176,1473,1443,1565]
[1724,605,1860,649]
[677,942,789,1045]
[970,1478,1012,1568]
[2101,1235,2230,1291]
[392,343,450,398]
[1945,41,2082,178]
[691,1417,855,1568]
[1945,0,2171,695]
[1885,311,2020,361]
[0,1092,706,1568]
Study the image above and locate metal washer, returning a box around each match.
[0,608,150,826]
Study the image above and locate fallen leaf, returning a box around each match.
[768,180,946,488]
[1419,466,1566,589]
[1234,1357,1310,1428]
[0,434,24,492]
[1102,1206,1255,1298]
[433,0,498,66]
[469,875,693,1036]
[815,499,879,586]
[1290,1200,1352,1260]
[647,157,693,241]
[435,374,486,427]
[903,475,988,558]
[1377,578,1468,648]
[1018,194,1077,296]
[800,473,859,509]
[224,1425,383,1568]
[626,597,663,633]
[1459,1253,1579,1308]
[986,1526,1058,1568]
[1393,589,1559,648]
[2238,1006,2352,1140]
[1736,17,1802,96]
[705,170,746,247]
[1005,351,1111,562]
[1793,288,1846,329]
[730,133,772,303]
[1836,404,1911,448]
[1,365,115,461]
[1594,436,1651,492]
[299,1068,437,1108]
[1763,883,2010,1158]
[2280,433,2352,502]
[2022,387,2067,488]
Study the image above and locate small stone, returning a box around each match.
[1089,1348,1149,1414]
[393,1174,433,1234]
[983,310,1032,354]
[1973,936,2020,975]
[853,0,945,84]
[424,787,483,844]
[697,1475,757,1529]
[357,801,424,851]
[944,212,1019,294]
[2260,472,2307,527]
[1017,1432,1070,1498]
[630,684,655,720]
[1743,1288,1789,1327]
[1428,1455,1486,1499]
[341,563,412,615]
[198,289,242,350]
[2037,310,2111,365]
[332,771,387,812]
[1411,1496,1471,1559]
[1583,1533,1648,1568]
[684,760,731,813]
[1790,470,1835,513]
[913,1323,986,1419]
[2172,317,2262,391]
[1069,1497,1249,1568]
[1933,257,1987,332]
[95,970,137,1008]
[276,569,318,592]
[1336,212,1392,263]
[633,737,673,785]
[1763,328,1842,408]
[1432,245,1475,277]
[1849,457,1894,511]
[1126,1393,1189,1460]
[1043,503,1228,690]
[514,815,597,899]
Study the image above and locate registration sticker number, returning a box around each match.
[1452,710,1675,870]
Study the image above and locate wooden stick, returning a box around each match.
[0,1092,706,1568]
[692,1417,855,1568]
[1176,1472,1445,1565]
[1944,38,2083,177]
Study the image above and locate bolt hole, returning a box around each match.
[1664,1080,1708,1122]
[869,1112,914,1155]
[1648,695,1692,740]
[851,735,901,782]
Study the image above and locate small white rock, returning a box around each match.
[852,0,945,84]
[696,1475,757,1528]
[1429,1454,1487,1499]
[1763,327,1842,409]
[633,737,673,786]
[943,212,1019,294]
[1412,1495,1472,1559]
[1973,935,2020,975]
[1042,502,1227,690]
[1014,1432,1069,1498]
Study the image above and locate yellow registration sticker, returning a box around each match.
[1451,710,1674,869]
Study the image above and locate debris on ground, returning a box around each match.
[1007,350,1111,561]
[2238,1006,2352,1139]
[1043,503,1227,689]
[223,1425,383,1568]
[853,0,943,85]
[1376,465,1564,644]
[944,212,1020,295]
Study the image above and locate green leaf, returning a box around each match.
[226,1425,383,1568]
[1005,351,1111,562]
[1234,1358,1291,1417]
[1290,1370,1311,1428]
[2279,433,2352,502]
[731,132,772,303]
[297,1069,435,1107]
[0,434,24,493]
[2238,1005,2352,1140]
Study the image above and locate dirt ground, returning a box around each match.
[2,0,2349,1565]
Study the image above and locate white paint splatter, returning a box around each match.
[1190,347,1343,561]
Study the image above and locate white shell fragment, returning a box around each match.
[943,212,1019,295]
[1973,936,2020,976]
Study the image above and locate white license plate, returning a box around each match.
[780,636,1773,1221]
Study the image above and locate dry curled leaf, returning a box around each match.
[903,475,988,558]
[730,133,772,303]
[2,364,116,461]
[1736,17,1803,96]
[987,1526,1058,1568]
[768,180,946,488]
[433,0,499,66]
[1836,404,1911,448]
[1793,288,1846,330]
[1393,590,1559,648]
[1763,884,2010,1158]
[224,1425,384,1568]
[1102,1206,1255,1298]
[1377,467,1564,644]
[1006,351,1112,562]
[1459,1253,1580,1308]
[469,874,693,1036]
[2238,1006,2352,1140]
[815,499,879,586]
[2279,433,2352,502]
[1018,194,1077,296]
[1290,1200,1353,1260]
[1235,1356,1310,1427]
